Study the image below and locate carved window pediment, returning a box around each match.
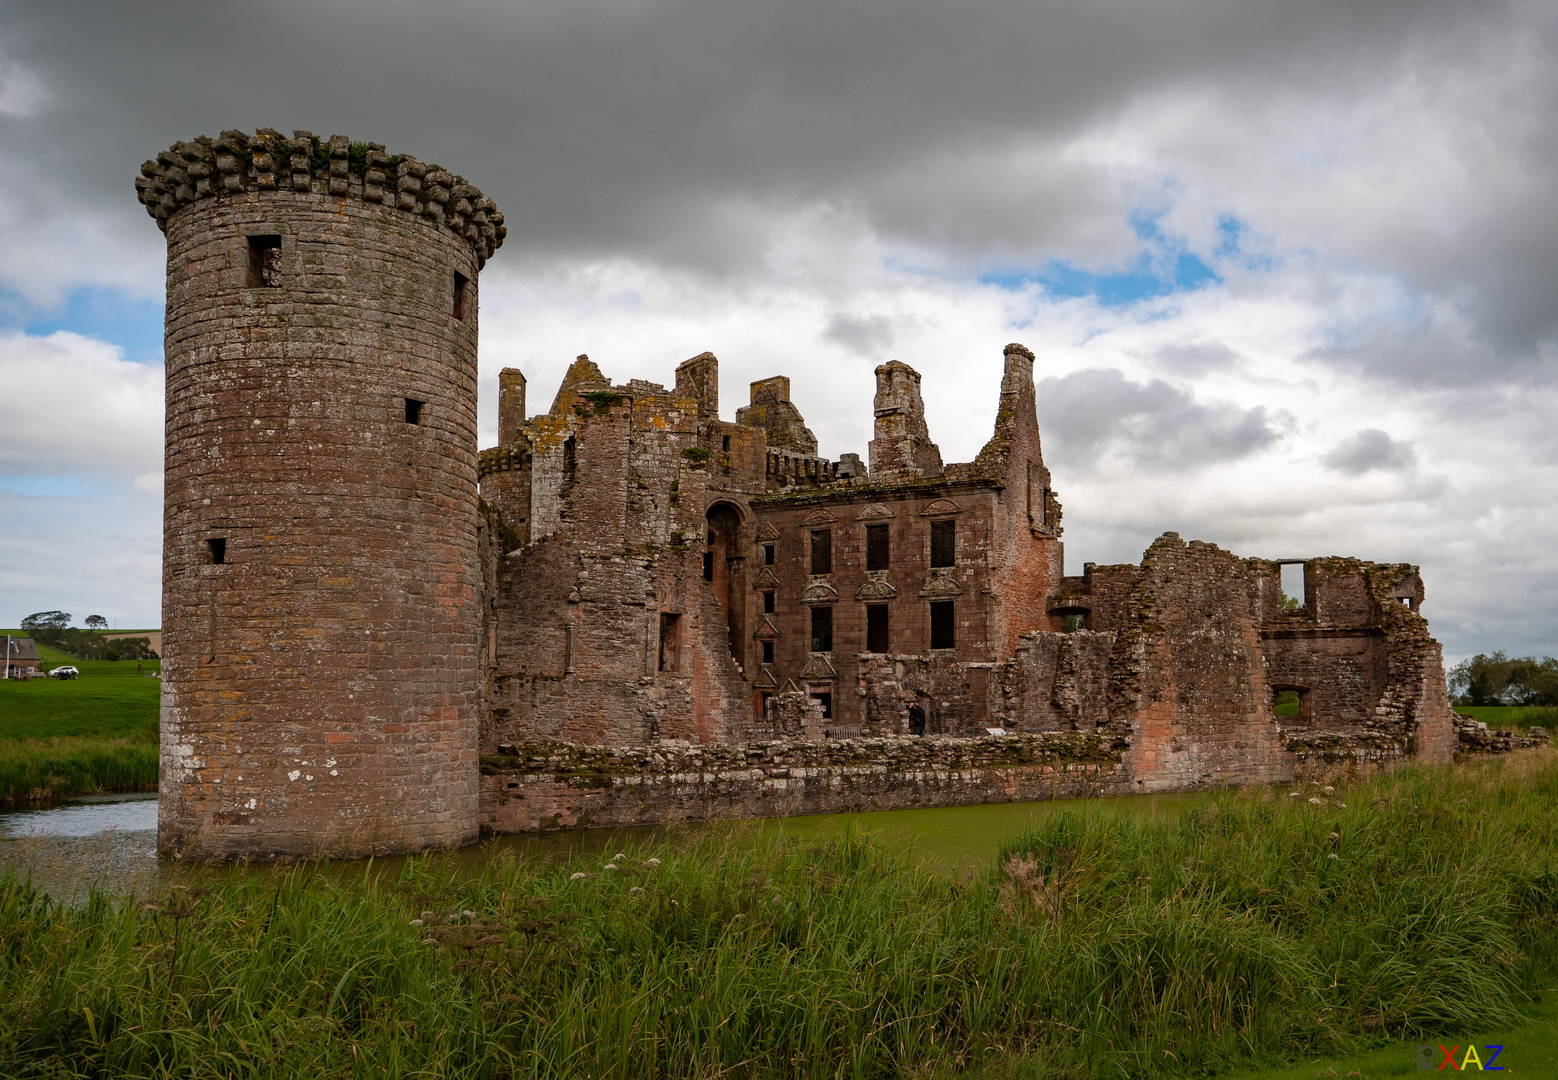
[919,498,963,517]
[753,616,780,640]
[800,508,837,527]
[756,521,780,541]
[800,652,837,679]
[855,574,898,601]
[754,664,779,688]
[753,565,780,588]
[918,568,964,599]
[855,502,894,520]
[801,578,839,605]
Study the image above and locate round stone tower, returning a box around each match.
[136,129,505,859]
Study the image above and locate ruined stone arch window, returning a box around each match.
[929,600,955,649]
[245,234,281,288]
[930,519,956,568]
[866,524,890,572]
[810,529,832,575]
[1063,612,1086,633]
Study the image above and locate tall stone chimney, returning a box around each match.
[868,361,943,478]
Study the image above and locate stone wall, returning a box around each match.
[479,733,1129,833]
[147,130,497,859]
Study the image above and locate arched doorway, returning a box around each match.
[704,502,745,664]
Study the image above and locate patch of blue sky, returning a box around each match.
[0,286,165,365]
[0,475,95,498]
[979,209,1276,306]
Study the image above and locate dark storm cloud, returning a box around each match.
[1036,368,1284,472]
[1321,429,1417,475]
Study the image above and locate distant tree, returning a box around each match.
[85,615,108,630]
[20,611,71,631]
[1449,651,1558,706]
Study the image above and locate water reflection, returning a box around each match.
[1,789,1208,903]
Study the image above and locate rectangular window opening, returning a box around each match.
[246,235,281,288]
[762,640,774,663]
[762,590,775,614]
[810,605,833,652]
[1279,562,1306,611]
[404,397,424,425]
[722,435,731,452]
[763,543,775,566]
[658,613,680,672]
[562,436,576,484]
[811,692,833,720]
[703,551,714,582]
[810,529,832,575]
[866,524,890,572]
[866,604,890,653]
[453,271,468,321]
[930,600,955,649]
[206,537,227,565]
[758,691,772,717]
[930,519,956,568]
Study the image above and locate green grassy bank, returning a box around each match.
[1,751,1553,1079]
[1453,704,1558,733]
[0,639,159,802]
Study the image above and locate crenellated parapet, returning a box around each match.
[135,129,505,266]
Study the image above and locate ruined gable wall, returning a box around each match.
[992,630,1115,733]
[1114,534,1292,791]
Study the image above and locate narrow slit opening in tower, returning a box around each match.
[562,436,576,484]
[658,613,680,672]
[453,272,468,321]
[206,537,226,565]
[246,235,282,288]
[404,398,424,425]
[722,435,731,452]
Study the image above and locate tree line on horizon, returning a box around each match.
[1449,651,1558,707]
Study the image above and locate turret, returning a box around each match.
[138,129,503,859]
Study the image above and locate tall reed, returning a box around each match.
[0,738,159,803]
[1,751,1554,1079]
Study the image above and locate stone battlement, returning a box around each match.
[135,129,504,265]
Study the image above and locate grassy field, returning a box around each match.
[1453,704,1558,733]
[0,750,1553,1079]
[0,637,159,801]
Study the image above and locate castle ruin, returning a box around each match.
[139,130,1457,859]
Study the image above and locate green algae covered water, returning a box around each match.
[0,788,1208,900]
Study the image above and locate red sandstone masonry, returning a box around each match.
[143,130,499,859]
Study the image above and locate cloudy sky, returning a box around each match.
[1,0,1554,660]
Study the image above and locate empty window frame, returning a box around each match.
[866,603,890,653]
[206,537,227,565]
[811,692,833,720]
[722,435,731,452]
[762,590,775,614]
[1278,562,1306,610]
[658,613,680,672]
[562,436,576,484]
[930,519,956,568]
[246,235,282,288]
[866,524,890,572]
[810,529,833,575]
[453,272,469,321]
[761,639,774,663]
[703,552,714,582]
[929,600,955,649]
[763,543,775,566]
[404,397,424,424]
[810,605,833,651]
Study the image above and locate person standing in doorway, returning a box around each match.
[907,700,926,737]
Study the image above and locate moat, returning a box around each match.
[0,788,1206,901]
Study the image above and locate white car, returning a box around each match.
[51,665,79,680]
